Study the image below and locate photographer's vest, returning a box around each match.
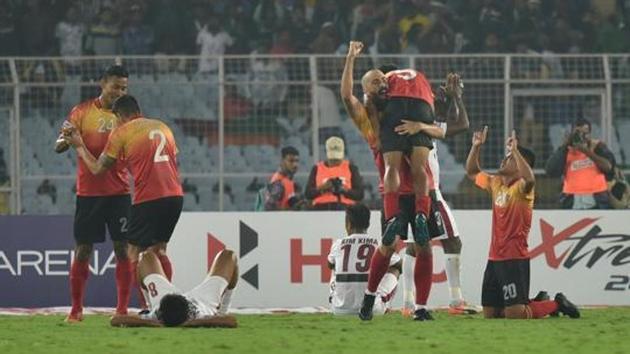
[563,146,608,194]
[313,160,355,206]
[270,172,295,209]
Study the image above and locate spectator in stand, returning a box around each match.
[263,146,301,211]
[545,118,616,209]
[147,0,195,54]
[122,4,154,55]
[18,0,57,56]
[246,38,288,109]
[286,2,315,53]
[84,6,121,55]
[37,179,57,204]
[252,0,287,39]
[305,137,364,211]
[196,12,233,74]
[55,6,85,72]
[310,22,341,54]
[0,0,19,56]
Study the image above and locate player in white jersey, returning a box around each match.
[395,73,480,315]
[327,203,402,315]
[110,250,238,328]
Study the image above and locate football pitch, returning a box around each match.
[1,308,629,354]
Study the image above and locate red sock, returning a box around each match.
[414,251,433,306]
[366,250,392,294]
[115,258,132,315]
[415,194,431,217]
[158,254,173,281]
[131,261,148,310]
[528,300,559,319]
[383,192,400,220]
[69,259,89,315]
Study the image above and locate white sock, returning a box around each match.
[217,288,233,315]
[414,304,428,311]
[401,251,415,307]
[445,254,463,304]
[377,272,397,296]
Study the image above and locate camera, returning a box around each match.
[330,177,344,195]
[570,130,585,146]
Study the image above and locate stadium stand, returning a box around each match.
[1,1,629,214]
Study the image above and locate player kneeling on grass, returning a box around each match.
[111,249,238,328]
[465,127,580,319]
[327,203,401,315]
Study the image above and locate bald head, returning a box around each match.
[361,69,387,98]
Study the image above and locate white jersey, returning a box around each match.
[141,274,224,320]
[426,122,447,192]
[327,233,401,315]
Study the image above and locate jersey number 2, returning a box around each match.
[340,244,375,272]
[149,129,169,163]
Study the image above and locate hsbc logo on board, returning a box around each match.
[208,221,260,289]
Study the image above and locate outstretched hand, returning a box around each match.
[445,72,463,98]
[472,126,488,147]
[506,129,518,152]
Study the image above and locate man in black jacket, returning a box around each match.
[545,118,615,209]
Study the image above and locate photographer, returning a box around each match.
[305,137,364,210]
[545,118,616,209]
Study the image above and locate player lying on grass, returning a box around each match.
[110,249,238,328]
[465,127,580,319]
[327,203,401,316]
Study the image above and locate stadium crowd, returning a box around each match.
[1,0,629,58]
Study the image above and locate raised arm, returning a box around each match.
[508,130,535,193]
[444,73,470,137]
[340,41,366,123]
[465,126,488,180]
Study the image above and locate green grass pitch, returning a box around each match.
[1,308,629,354]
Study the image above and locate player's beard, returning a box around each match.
[373,95,388,112]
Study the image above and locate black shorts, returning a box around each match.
[380,193,447,241]
[380,97,434,153]
[381,194,415,241]
[127,196,184,248]
[481,259,531,308]
[74,194,131,244]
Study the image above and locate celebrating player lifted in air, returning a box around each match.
[110,249,238,328]
[341,41,441,321]
[465,127,580,319]
[327,204,401,316]
[55,65,132,322]
[394,72,480,316]
[65,95,184,312]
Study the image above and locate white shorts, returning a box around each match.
[431,191,460,240]
[185,276,228,317]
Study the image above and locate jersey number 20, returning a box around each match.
[149,129,169,163]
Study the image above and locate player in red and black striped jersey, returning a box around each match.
[55,65,132,322]
[66,95,184,314]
